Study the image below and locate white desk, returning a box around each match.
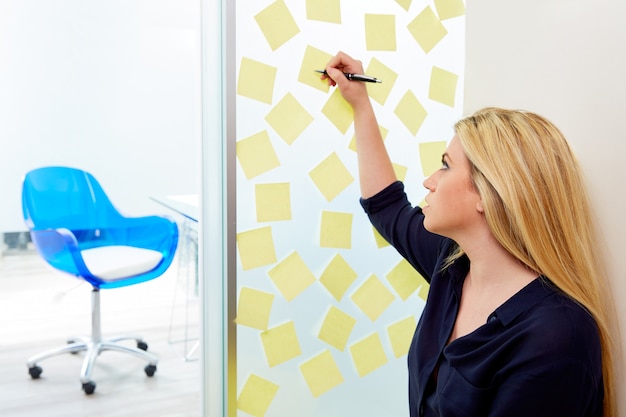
[150,194,199,361]
[150,194,199,223]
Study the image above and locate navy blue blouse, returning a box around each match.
[361,181,603,417]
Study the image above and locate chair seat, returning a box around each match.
[81,246,163,282]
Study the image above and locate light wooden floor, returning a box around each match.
[0,250,201,417]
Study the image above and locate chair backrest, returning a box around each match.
[22,166,179,288]
[22,166,122,231]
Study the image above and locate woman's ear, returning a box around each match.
[476,199,484,214]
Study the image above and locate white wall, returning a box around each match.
[0,0,201,235]
[465,0,626,411]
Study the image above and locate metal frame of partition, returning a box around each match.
[199,0,236,416]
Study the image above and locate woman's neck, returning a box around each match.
[461,230,538,290]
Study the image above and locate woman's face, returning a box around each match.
[422,135,483,239]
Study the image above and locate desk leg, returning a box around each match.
[168,218,199,361]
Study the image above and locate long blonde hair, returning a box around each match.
[453,107,618,416]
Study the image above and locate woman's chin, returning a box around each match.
[422,214,439,234]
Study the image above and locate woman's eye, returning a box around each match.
[441,160,449,170]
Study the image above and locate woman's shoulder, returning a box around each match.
[517,281,601,361]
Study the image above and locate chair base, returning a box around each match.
[26,334,158,394]
[26,288,159,395]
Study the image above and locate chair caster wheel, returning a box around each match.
[82,381,96,395]
[28,365,42,379]
[145,364,157,377]
[137,341,148,351]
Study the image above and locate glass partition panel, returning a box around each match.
[227,1,465,416]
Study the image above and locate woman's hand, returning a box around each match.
[321,51,370,110]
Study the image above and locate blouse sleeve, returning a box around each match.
[360,181,450,282]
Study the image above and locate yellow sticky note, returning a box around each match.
[349,332,388,377]
[260,321,302,367]
[429,66,458,107]
[318,306,357,351]
[237,57,277,104]
[395,0,412,11]
[434,0,465,20]
[418,282,430,301]
[365,58,398,105]
[319,254,358,301]
[309,152,354,202]
[386,258,428,301]
[267,251,316,301]
[265,93,314,145]
[351,274,395,321]
[394,90,427,136]
[236,287,275,330]
[320,211,353,249]
[255,182,292,222]
[237,374,279,417]
[387,316,417,358]
[349,125,388,152]
[419,141,447,177]
[298,45,333,93]
[321,88,354,133]
[407,6,448,54]
[372,226,390,248]
[306,0,341,23]
[365,14,396,51]
[237,226,277,271]
[299,350,344,397]
[392,162,408,182]
[254,0,300,51]
[236,130,280,179]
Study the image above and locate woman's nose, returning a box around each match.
[423,174,435,191]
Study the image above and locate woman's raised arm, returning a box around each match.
[322,52,397,199]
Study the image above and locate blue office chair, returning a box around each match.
[22,166,179,395]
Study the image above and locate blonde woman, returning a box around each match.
[322,51,617,417]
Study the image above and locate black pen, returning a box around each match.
[315,69,382,83]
